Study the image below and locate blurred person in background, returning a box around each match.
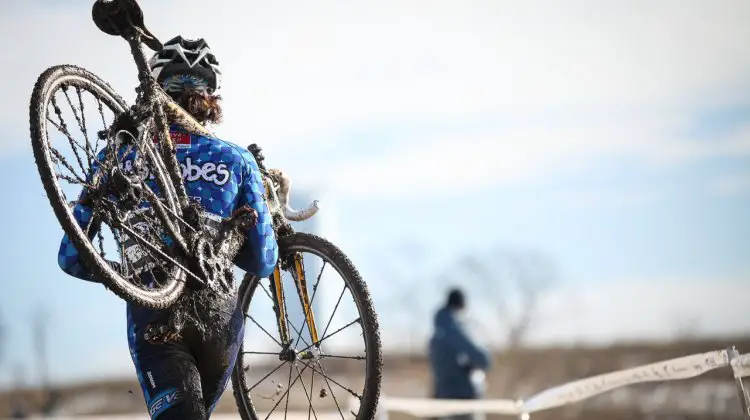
[428,287,492,420]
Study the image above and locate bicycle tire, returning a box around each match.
[29,64,186,309]
[232,232,382,420]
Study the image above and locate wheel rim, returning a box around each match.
[235,240,379,420]
[32,68,187,305]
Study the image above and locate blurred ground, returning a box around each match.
[1,336,748,419]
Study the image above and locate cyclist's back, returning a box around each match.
[55,36,277,419]
[122,126,274,418]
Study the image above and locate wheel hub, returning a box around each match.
[279,345,297,362]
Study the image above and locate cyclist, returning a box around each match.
[57,36,278,419]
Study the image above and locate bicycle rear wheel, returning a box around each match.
[29,64,187,309]
[232,232,382,420]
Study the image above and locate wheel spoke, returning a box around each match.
[126,135,196,234]
[246,360,287,393]
[113,226,127,275]
[320,285,347,342]
[96,227,106,259]
[260,281,304,348]
[263,362,310,420]
[114,218,200,284]
[315,361,345,420]
[293,363,319,420]
[300,318,361,354]
[138,184,191,255]
[48,95,91,172]
[246,314,283,348]
[281,362,293,420]
[61,85,92,167]
[117,208,160,282]
[49,146,86,185]
[74,86,95,161]
[308,365,315,420]
[299,359,362,401]
[47,101,110,187]
[94,96,107,152]
[319,354,365,361]
[55,172,91,188]
[242,351,281,356]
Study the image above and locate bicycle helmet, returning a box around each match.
[148,36,222,93]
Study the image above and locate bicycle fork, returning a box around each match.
[270,253,321,354]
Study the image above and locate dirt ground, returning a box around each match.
[2,336,748,419]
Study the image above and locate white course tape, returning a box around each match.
[521,349,730,413]
[731,353,750,379]
[380,396,522,417]
[5,351,746,420]
[1,413,342,420]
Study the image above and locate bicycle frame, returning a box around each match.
[117,21,323,349]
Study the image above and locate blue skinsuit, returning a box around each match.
[57,125,278,419]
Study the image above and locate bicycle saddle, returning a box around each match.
[92,0,163,51]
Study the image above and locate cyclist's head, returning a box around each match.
[148,36,223,125]
[446,287,466,312]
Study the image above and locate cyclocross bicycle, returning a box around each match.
[28,0,381,418]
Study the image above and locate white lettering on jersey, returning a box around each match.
[120,157,231,186]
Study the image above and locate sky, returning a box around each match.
[0,0,749,387]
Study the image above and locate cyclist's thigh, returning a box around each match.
[196,304,245,414]
[128,306,207,419]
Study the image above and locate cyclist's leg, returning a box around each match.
[196,300,246,415]
[127,304,207,419]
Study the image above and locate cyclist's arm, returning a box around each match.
[57,149,106,282]
[58,205,99,282]
[233,152,278,278]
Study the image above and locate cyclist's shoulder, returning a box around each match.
[171,125,260,173]
[204,137,259,170]
[213,138,258,169]
[173,126,253,160]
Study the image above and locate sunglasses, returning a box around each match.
[162,74,211,94]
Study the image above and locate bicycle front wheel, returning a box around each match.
[29,64,187,309]
[232,232,382,420]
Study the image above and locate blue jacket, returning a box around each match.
[428,307,491,399]
[57,125,279,282]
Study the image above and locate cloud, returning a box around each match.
[556,186,657,210]
[527,275,750,345]
[321,115,750,198]
[713,174,750,197]
[6,0,750,157]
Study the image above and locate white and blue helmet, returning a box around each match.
[148,36,222,94]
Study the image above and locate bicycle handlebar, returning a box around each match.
[247,144,320,222]
[267,169,320,222]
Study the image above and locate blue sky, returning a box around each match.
[1,0,749,387]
